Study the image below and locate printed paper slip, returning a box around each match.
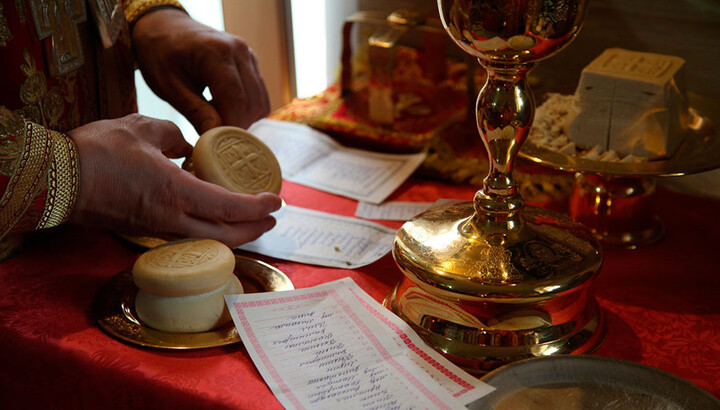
[249,119,426,204]
[239,205,395,269]
[226,278,494,410]
[355,199,467,221]
[355,201,433,221]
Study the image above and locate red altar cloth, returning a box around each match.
[1,178,719,409]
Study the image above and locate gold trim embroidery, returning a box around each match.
[0,3,11,47]
[123,0,185,25]
[0,108,25,175]
[0,119,53,238]
[19,50,65,128]
[36,130,79,229]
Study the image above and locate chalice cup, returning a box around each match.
[384,0,604,374]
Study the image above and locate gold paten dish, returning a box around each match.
[469,355,719,409]
[521,93,720,177]
[92,255,294,349]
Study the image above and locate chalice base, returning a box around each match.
[383,281,606,376]
[387,202,606,375]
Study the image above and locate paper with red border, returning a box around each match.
[226,278,494,409]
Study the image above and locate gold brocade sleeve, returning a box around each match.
[0,107,80,240]
[122,0,186,25]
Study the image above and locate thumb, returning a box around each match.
[152,118,194,159]
[121,114,193,159]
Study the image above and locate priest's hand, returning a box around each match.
[131,8,270,133]
[66,114,281,247]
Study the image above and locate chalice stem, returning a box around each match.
[474,61,536,216]
[388,0,603,374]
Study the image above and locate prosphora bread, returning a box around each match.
[193,126,282,195]
[132,239,243,333]
[135,275,243,333]
[568,48,690,159]
[132,238,235,297]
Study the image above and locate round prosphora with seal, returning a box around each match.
[193,126,282,195]
[131,238,243,333]
[132,238,236,297]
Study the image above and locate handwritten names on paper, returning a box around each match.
[239,205,395,269]
[355,199,467,221]
[271,310,399,408]
[226,278,494,410]
[249,119,426,204]
[355,201,434,221]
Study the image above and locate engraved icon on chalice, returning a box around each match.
[384,0,604,374]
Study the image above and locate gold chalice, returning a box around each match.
[384,0,604,374]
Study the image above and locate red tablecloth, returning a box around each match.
[1,178,719,409]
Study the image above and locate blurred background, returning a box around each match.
[136,0,720,198]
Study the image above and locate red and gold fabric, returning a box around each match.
[1,180,719,407]
[123,0,183,24]
[0,0,183,259]
[0,108,79,237]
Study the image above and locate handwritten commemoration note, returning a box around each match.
[355,199,468,222]
[239,205,395,269]
[355,201,434,221]
[248,119,427,204]
[226,278,494,409]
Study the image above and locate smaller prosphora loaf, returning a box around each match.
[193,126,282,195]
[132,238,243,333]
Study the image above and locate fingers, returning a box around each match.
[174,171,282,222]
[164,74,223,134]
[205,55,252,128]
[230,44,270,126]
[162,176,281,247]
[205,40,270,129]
[155,121,194,159]
[162,137,193,159]
[201,191,282,223]
[247,49,271,117]
[177,214,277,248]
[157,40,269,134]
[123,114,194,159]
[134,12,269,133]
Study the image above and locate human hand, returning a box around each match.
[67,114,282,247]
[131,8,270,133]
